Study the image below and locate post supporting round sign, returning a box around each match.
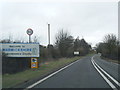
[27,28,33,43]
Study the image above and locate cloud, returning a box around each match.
[0,2,118,47]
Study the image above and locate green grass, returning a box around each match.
[3,56,84,88]
[101,56,120,64]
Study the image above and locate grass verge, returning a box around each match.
[101,56,120,64]
[3,56,85,88]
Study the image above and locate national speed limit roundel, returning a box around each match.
[27,28,33,35]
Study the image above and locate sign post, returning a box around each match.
[26,28,33,43]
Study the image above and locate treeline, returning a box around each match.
[2,29,92,74]
[96,34,119,60]
[40,30,92,61]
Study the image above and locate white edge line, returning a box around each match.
[91,56,117,89]
[25,59,80,89]
[93,60,120,87]
[92,56,120,87]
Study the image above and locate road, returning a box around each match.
[26,54,119,89]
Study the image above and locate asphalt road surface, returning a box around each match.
[27,54,119,89]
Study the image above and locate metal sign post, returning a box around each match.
[26,28,39,69]
[26,28,33,43]
[29,35,31,43]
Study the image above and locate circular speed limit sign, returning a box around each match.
[27,28,33,35]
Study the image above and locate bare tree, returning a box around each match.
[96,34,119,60]
[55,29,74,57]
[32,35,40,43]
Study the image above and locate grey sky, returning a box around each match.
[0,1,118,47]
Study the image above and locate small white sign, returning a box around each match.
[1,43,39,57]
[74,51,79,55]
[31,58,37,62]
[32,64,36,67]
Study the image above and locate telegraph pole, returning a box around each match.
[48,24,50,45]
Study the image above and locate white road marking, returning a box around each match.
[25,59,80,89]
[93,60,120,87]
[91,60,117,90]
[91,56,119,90]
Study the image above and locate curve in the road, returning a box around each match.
[24,54,118,89]
[91,55,120,90]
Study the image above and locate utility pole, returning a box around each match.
[48,24,50,45]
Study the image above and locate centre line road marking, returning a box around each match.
[91,56,119,90]
[25,59,80,89]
